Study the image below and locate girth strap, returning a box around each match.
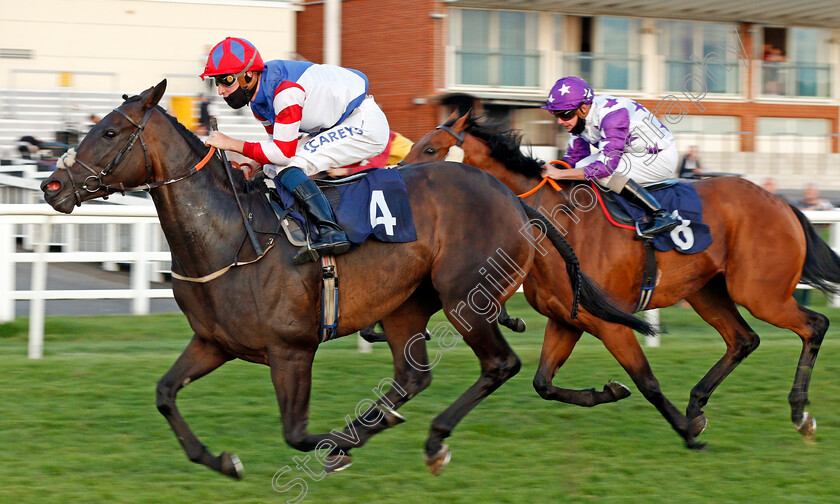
[320,255,340,343]
[635,239,658,312]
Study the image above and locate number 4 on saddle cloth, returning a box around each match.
[599,180,712,254]
[269,167,418,261]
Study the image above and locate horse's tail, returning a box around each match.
[790,204,840,294]
[520,201,655,336]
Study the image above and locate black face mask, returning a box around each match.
[223,86,251,109]
[571,116,586,135]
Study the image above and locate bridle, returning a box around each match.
[435,123,466,147]
[61,106,213,206]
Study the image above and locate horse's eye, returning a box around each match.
[104,130,117,139]
[424,147,436,156]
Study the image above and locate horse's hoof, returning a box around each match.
[686,439,707,451]
[425,444,451,476]
[796,411,817,439]
[220,451,244,479]
[324,453,353,474]
[379,404,406,428]
[605,381,631,401]
[691,414,708,437]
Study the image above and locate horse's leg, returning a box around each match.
[155,334,240,478]
[596,324,702,449]
[324,292,439,467]
[424,310,521,474]
[533,319,631,405]
[784,306,828,437]
[684,276,760,437]
[267,330,427,474]
[498,303,526,332]
[731,288,829,438]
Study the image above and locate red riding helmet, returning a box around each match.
[200,37,265,78]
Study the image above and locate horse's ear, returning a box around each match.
[446,110,459,122]
[142,79,167,110]
[452,110,472,133]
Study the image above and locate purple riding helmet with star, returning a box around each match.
[541,76,594,112]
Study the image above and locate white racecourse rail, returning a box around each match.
[2,205,840,358]
[0,204,172,359]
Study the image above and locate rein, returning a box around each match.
[516,160,569,198]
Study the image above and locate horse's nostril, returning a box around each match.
[47,181,61,192]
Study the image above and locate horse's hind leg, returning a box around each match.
[155,334,239,478]
[738,294,829,437]
[785,306,828,437]
[684,276,760,437]
[424,309,521,474]
[533,320,631,405]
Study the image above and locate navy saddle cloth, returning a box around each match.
[604,180,712,254]
[274,168,417,245]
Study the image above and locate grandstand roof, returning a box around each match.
[448,0,840,29]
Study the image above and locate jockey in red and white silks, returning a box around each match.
[201,37,390,256]
[244,59,390,179]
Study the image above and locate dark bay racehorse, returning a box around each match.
[40,81,650,478]
[404,112,840,447]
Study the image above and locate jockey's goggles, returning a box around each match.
[213,74,238,87]
[552,108,579,120]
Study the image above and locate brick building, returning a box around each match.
[297,0,840,189]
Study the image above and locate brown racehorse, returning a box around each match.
[404,112,840,447]
[40,81,651,478]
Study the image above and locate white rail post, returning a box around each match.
[644,309,660,347]
[831,221,840,308]
[102,222,118,272]
[29,217,51,359]
[0,220,14,322]
[131,220,150,315]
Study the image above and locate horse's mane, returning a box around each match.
[444,115,544,179]
[122,93,264,191]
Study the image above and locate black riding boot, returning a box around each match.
[619,179,680,237]
[282,169,351,256]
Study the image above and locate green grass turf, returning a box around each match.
[2,293,840,503]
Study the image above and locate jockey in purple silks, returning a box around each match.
[541,76,680,237]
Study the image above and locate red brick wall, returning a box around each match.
[296,0,445,142]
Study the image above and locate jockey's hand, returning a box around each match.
[328,167,352,178]
[205,131,245,154]
[542,162,566,180]
[241,163,260,180]
[542,162,587,181]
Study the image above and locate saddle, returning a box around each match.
[595,179,678,230]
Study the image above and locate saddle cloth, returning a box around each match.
[274,168,417,245]
[599,180,712,254]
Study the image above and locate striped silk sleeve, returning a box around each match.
[243,81,304,165]
[582,108,630,180]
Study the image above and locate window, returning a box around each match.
[563,17,642,91]
[756,117,831,153]
[658,21,741,95]
[761,27,831,98]
[452,9,540,88]
[664,115,740,154]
